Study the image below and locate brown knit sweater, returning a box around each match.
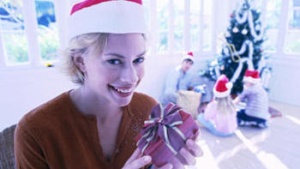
[14,91,157,169]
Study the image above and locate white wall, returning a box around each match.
[0,67,76,131]
[268,56,300,106]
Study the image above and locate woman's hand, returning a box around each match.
[153,132,203,169]
[126,132,202,169]
[123,149,173,169]
[122,149,151,169]
[172,138,203,169]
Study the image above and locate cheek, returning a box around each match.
[137,66,145,79]
[183,65,189,71]
[85,64,113,83]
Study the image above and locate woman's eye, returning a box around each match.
[133,57,145,64]
[108,59,122,65]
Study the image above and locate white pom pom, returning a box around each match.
[226,82,233,89]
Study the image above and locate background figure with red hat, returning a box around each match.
[14,0,202,169]
[160,51,195,106]
[197,75,237,137]
[233,69,270,128]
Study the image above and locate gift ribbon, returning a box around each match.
[137,103,187,155]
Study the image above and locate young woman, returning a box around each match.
[14,0,202,168]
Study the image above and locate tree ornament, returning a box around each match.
[224,47,229,55]
[255,24,260,30]
[225,42,241,63]
[242,29,248,35]
[220,65,225,71]
[232,27,239,33]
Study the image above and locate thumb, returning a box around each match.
[124,149,142,165]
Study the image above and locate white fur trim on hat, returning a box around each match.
[181,51,194,63]
[243,69,260,84]
[213,82,232,98]
[243,77,260,84]
[68,0,146,40]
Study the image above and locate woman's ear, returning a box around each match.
[72,54,86,73]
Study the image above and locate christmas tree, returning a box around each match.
[201,0,268,95]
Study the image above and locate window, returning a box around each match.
[190,0,201,52]
[147,0,213,54]
[156,0,170,53]
[0,0,58,66]
[0,0,29,65]
[173,0,184,52]
[35,0,59,62]
[190,0,212,51]
[285,0,300,54]
[202,0,212,51]
[264,0,282,52]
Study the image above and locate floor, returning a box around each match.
[188,101,300,169]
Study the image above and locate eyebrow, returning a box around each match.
[104,50,147,58]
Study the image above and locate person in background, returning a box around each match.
[197,75,237,137]
[161,51,195,106]
[234,69,270,128]
[14,0,202,169]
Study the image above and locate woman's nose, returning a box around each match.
[119,64,139,84]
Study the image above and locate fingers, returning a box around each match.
[186,139,203,157]
[123,156,151,169]
[123,149,152,169]
[172,139,203,167]
[124,138,203,169]
[194,130,200,139]
[125,149,141,165]
[154,163,173,169]
[178,147,196,165]
[169,157,184,169]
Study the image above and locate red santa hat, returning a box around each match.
[181,51,194,63]
[68,0,146,40]
[243,69,260,84]
[213,75,232,98]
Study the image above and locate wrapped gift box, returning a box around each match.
[137,103,199,167]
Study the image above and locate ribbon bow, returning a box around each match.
[137,103,187,155]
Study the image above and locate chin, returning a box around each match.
[116,94,134,107]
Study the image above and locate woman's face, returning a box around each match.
[82,33,146,106]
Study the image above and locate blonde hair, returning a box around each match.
[215,96,236,115]
[62,33,109,85]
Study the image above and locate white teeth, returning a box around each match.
[115,88,132,93]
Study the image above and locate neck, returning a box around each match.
[70,87,122,120]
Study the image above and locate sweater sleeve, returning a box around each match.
[239,87,252,102]
[14,118,49,169]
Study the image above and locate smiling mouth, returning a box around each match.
[110,85,134,94]
[115,88,132,93]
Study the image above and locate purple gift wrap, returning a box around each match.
[137,103,199,167]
